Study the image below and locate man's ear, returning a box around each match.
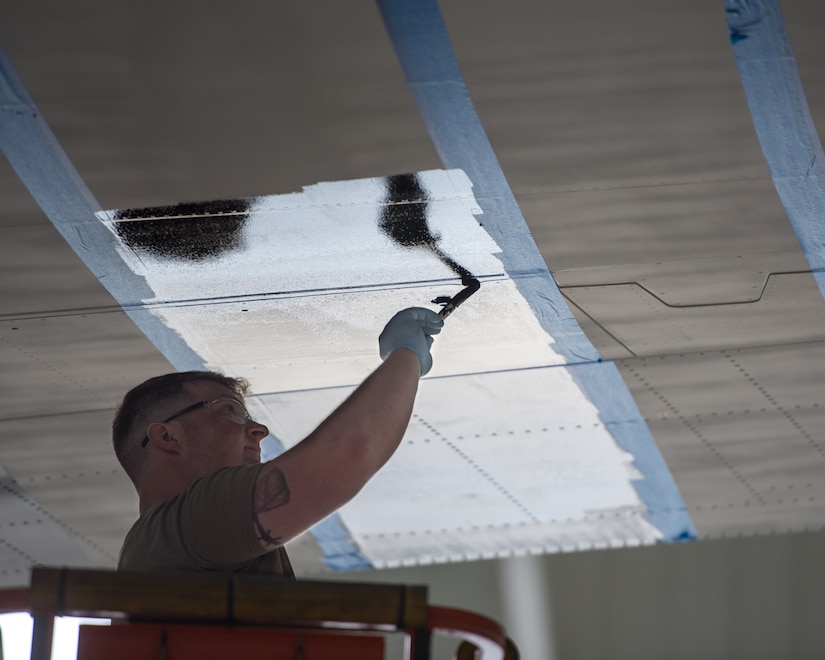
[145,422,184,454]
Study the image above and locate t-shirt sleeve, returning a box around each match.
[175,464,268,569]
[120,464,269,572]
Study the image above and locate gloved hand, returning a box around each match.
[379,307,444,376]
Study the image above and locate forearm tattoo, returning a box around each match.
[252,466,291,547]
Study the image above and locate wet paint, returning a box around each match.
[379,173,480,316]
[102,170,502,307]
[379,173,475,281]
[98,168,667,568]
[113,198,251,261]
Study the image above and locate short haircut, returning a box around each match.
[112,371,250,484]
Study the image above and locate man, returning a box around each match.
[113,307,443,576]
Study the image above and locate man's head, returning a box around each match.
[113,371,266,486]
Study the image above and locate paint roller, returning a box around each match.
[379,173,480,318]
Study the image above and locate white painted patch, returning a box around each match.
[101,168,660,566]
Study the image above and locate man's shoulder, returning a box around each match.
[167,463,266,509]
[118,463,266,572]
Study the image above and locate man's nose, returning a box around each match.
[247,419,269,440]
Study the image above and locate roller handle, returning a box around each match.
[433,277,481,319]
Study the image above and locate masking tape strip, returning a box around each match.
[377,0,697,542]
[726,0,825,298]
[0,45,368,571]
[0,47,206,370]
[312,517,373,571]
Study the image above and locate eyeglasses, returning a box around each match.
[141,397,254,447]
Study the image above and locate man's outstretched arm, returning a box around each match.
[251,307,443,549]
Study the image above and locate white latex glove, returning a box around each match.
[378,307,444,376]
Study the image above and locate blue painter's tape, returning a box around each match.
[376,0,595,361]
[726,0,825,298]
[312,517,373,572]
[0,44,372,572]
[377,0,697,542]
[0,47,207,371]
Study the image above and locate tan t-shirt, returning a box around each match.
[118,464,294,577]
